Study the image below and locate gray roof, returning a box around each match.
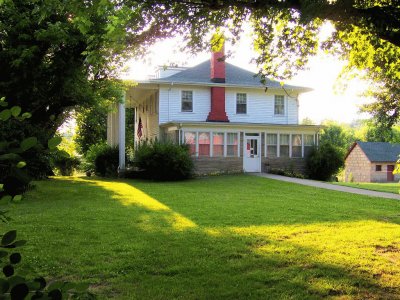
[150,60,311,92]
[357,142,400,162]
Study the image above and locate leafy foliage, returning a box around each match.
[52,155,81,176]
[306,144,344,181]
[75,107,108,155]
[0,100,95,299]
[0,229,95,299]
[0,98,38,196]
[94,146,120,177]
[81,143,108,175]
[133,141,194,181]
[75,106,135,157]
[319,121,356,156]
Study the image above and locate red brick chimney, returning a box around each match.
[207,42,229,122]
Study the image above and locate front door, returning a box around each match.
[387,165,395,181]
[243,135,261,172]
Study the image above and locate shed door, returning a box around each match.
[387,165,395,182]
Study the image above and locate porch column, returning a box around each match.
[107,104,119,146]
[118,93,126,172]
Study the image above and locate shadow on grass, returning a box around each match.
[17,176,400,299]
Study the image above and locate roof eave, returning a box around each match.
[160,121,322,130]
[146,80,311,92]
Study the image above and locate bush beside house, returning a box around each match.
[133,141,194,181]
[306,144,344,181]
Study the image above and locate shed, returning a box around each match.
[344,141,400,182]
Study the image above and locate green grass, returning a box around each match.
[334,181,400,194]
[4,174,400,299]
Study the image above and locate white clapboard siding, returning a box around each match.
[226,88,298,124]
[158,86,299,125]
[159,86,211,124]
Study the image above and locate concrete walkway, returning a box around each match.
[253,173,400,200]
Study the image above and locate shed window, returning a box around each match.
[376,165,382,171]
[181,91,193,112]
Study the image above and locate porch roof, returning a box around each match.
[160,121,322,132]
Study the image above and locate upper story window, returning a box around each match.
[181,90,193,112]
[236,93,247,114]
[274,95,285,115]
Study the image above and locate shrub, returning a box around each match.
[52,155,81,176]
[269,168,305,179]
[94,145,119,177]
[81,143,108,174]
[134,141,194,181]
[305,144,344,181]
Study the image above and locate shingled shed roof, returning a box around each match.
[150,60,311,92]
[346,141,400,162]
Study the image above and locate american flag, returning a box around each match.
[137,117,143,139]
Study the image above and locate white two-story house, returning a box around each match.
[108,46,320,174]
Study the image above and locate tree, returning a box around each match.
[122,1,399,124]
[319,121,356,156]
[75,106,135,155]
[354,120,400,143]
[75,107,108,155]
[1,0,399,160]
[300,118,315,125]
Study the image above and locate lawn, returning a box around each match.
[3,174,400,299]
[334,181,400,194]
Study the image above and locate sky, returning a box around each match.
[122,33,371,125]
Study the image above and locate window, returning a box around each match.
[266,134,277,157]
[274,95,285,115]
[181,91,193,112]
[227,133,238,156]
[213,133,224,157]
[280,134,289,157]
[236,93,247,114]
[292,134,302,158]
[304,134,315,157]
[376,165,382,171]
[184,132,196,156]
[198,132,210,156]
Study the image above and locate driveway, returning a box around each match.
[253,173,400,200]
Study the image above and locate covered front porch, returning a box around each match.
[106,84,159,172]
[160,122,321,174]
